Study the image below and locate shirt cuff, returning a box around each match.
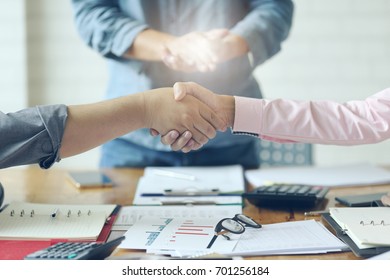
[232,96,263,137]
[36,104,68,169]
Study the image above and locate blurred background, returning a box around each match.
[1,0,390,170]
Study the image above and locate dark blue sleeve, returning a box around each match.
[71,0,148,59]
[231,0,294,66]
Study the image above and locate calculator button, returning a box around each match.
[308,186,322,193]
[286,185,300,194]
[276,185,290,193]
[67,253,78,259]
[255,186,268,193]
[296,185,311,194]
[265,186,278,193]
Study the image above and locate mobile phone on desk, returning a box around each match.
[67,171,113,189]
[335,192,388,207]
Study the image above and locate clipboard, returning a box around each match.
[134,165,245,206]
[322,213,390,258]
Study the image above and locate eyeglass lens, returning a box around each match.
[221,219,245,233]
[235,214,262,228]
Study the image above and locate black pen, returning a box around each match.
[161,201,216,205]
[141,193,239,197]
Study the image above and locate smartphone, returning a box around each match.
[335,192,387,207]
[67,171,114,189]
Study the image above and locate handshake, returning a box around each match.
[143,82,235,153]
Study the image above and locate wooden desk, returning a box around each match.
[1,166,389,260]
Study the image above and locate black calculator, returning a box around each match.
[242,183,329,208]
[24,236,125,260]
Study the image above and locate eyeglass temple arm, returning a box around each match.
[206,234,218,249]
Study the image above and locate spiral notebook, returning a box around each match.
[0,201,117,241]
[329,207,390,249]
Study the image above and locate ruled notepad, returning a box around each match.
[0,201,116,241]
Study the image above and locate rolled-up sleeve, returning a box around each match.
[231,0,294,67]
[71,0,148,58]
[0,104,68,169]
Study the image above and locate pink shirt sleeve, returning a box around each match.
[232,88,390,145]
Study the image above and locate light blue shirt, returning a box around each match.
[72,0,294,151]
[0,105,67,169]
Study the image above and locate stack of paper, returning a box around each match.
[118,217,348,257]
[227,220,348,256]
[118,216,239,257]
[133,165,245,205]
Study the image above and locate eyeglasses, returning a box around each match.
[206,214,261,249]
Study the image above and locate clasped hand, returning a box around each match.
[148,82,234,153]
[161,29,248,73]
[143,87,228,148]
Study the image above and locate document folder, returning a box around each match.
[0,205,120,260]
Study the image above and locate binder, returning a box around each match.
[0,204,120,260]
[329,207,390,247]
[322,213,390,258]
[0,201,118,241]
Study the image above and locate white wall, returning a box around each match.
[255,0,390,167]
[1,0,390,169]
[0,1,27,112]
[26,0,107,169]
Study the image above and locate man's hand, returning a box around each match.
[173,82,233,125]
[143,87,227,146]
[151,82,235,152]
[125,28,249,73]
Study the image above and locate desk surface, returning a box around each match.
[1,166,389,260]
